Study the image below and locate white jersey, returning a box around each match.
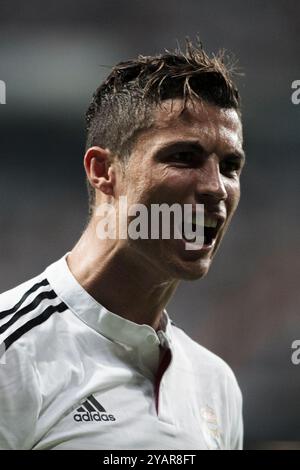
[0,253,243,450]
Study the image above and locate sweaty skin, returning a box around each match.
[68,98,245,331]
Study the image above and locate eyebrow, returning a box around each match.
[155,139,246,165]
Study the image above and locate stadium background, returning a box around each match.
[0,0,299,449]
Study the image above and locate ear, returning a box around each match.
[84,146,116,197]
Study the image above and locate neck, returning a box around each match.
[67,217,179,331]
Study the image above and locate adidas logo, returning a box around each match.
[73,395,116,423]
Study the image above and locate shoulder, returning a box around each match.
[0,271,48,308]
[0,268,68,358]
[0,269,54,353]
[170,320,242,396]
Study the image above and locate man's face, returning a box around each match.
[116,97,245,281]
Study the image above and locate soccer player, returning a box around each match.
[0,39,245,450]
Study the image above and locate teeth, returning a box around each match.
[190,215,218,228]
[204,216,218,228]
[191,214,202,226]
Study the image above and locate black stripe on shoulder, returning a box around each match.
[0,290,57,334]
[0,279,50,320]
[3,302,68,352]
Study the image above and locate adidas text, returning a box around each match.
[74,411,116,422]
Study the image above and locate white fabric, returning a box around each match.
[0,253,243,450]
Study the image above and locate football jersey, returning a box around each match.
[0,253,243,449]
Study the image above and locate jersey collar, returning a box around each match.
[45,253,173,350]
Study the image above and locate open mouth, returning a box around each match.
[182,214,222,247]
[202,216,219,246]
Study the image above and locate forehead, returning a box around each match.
[135,98,243,154]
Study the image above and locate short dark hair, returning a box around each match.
[85,37,241,215]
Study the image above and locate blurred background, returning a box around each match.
[0,0,299,449]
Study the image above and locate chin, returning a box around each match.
[171,258,211,281]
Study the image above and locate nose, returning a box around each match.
[195,155,227,203]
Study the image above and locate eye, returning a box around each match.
[169,151,196,166]
[220,158,241,176]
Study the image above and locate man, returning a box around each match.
[0,39,245,450]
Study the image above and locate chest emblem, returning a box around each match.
[200,405,222,450]
[73,395,116,423]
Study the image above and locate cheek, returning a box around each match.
[122,167,151,203]
[155,167,193,192]
[225,180,241,213]
[154,173,192,203]
[133,169,189,205]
